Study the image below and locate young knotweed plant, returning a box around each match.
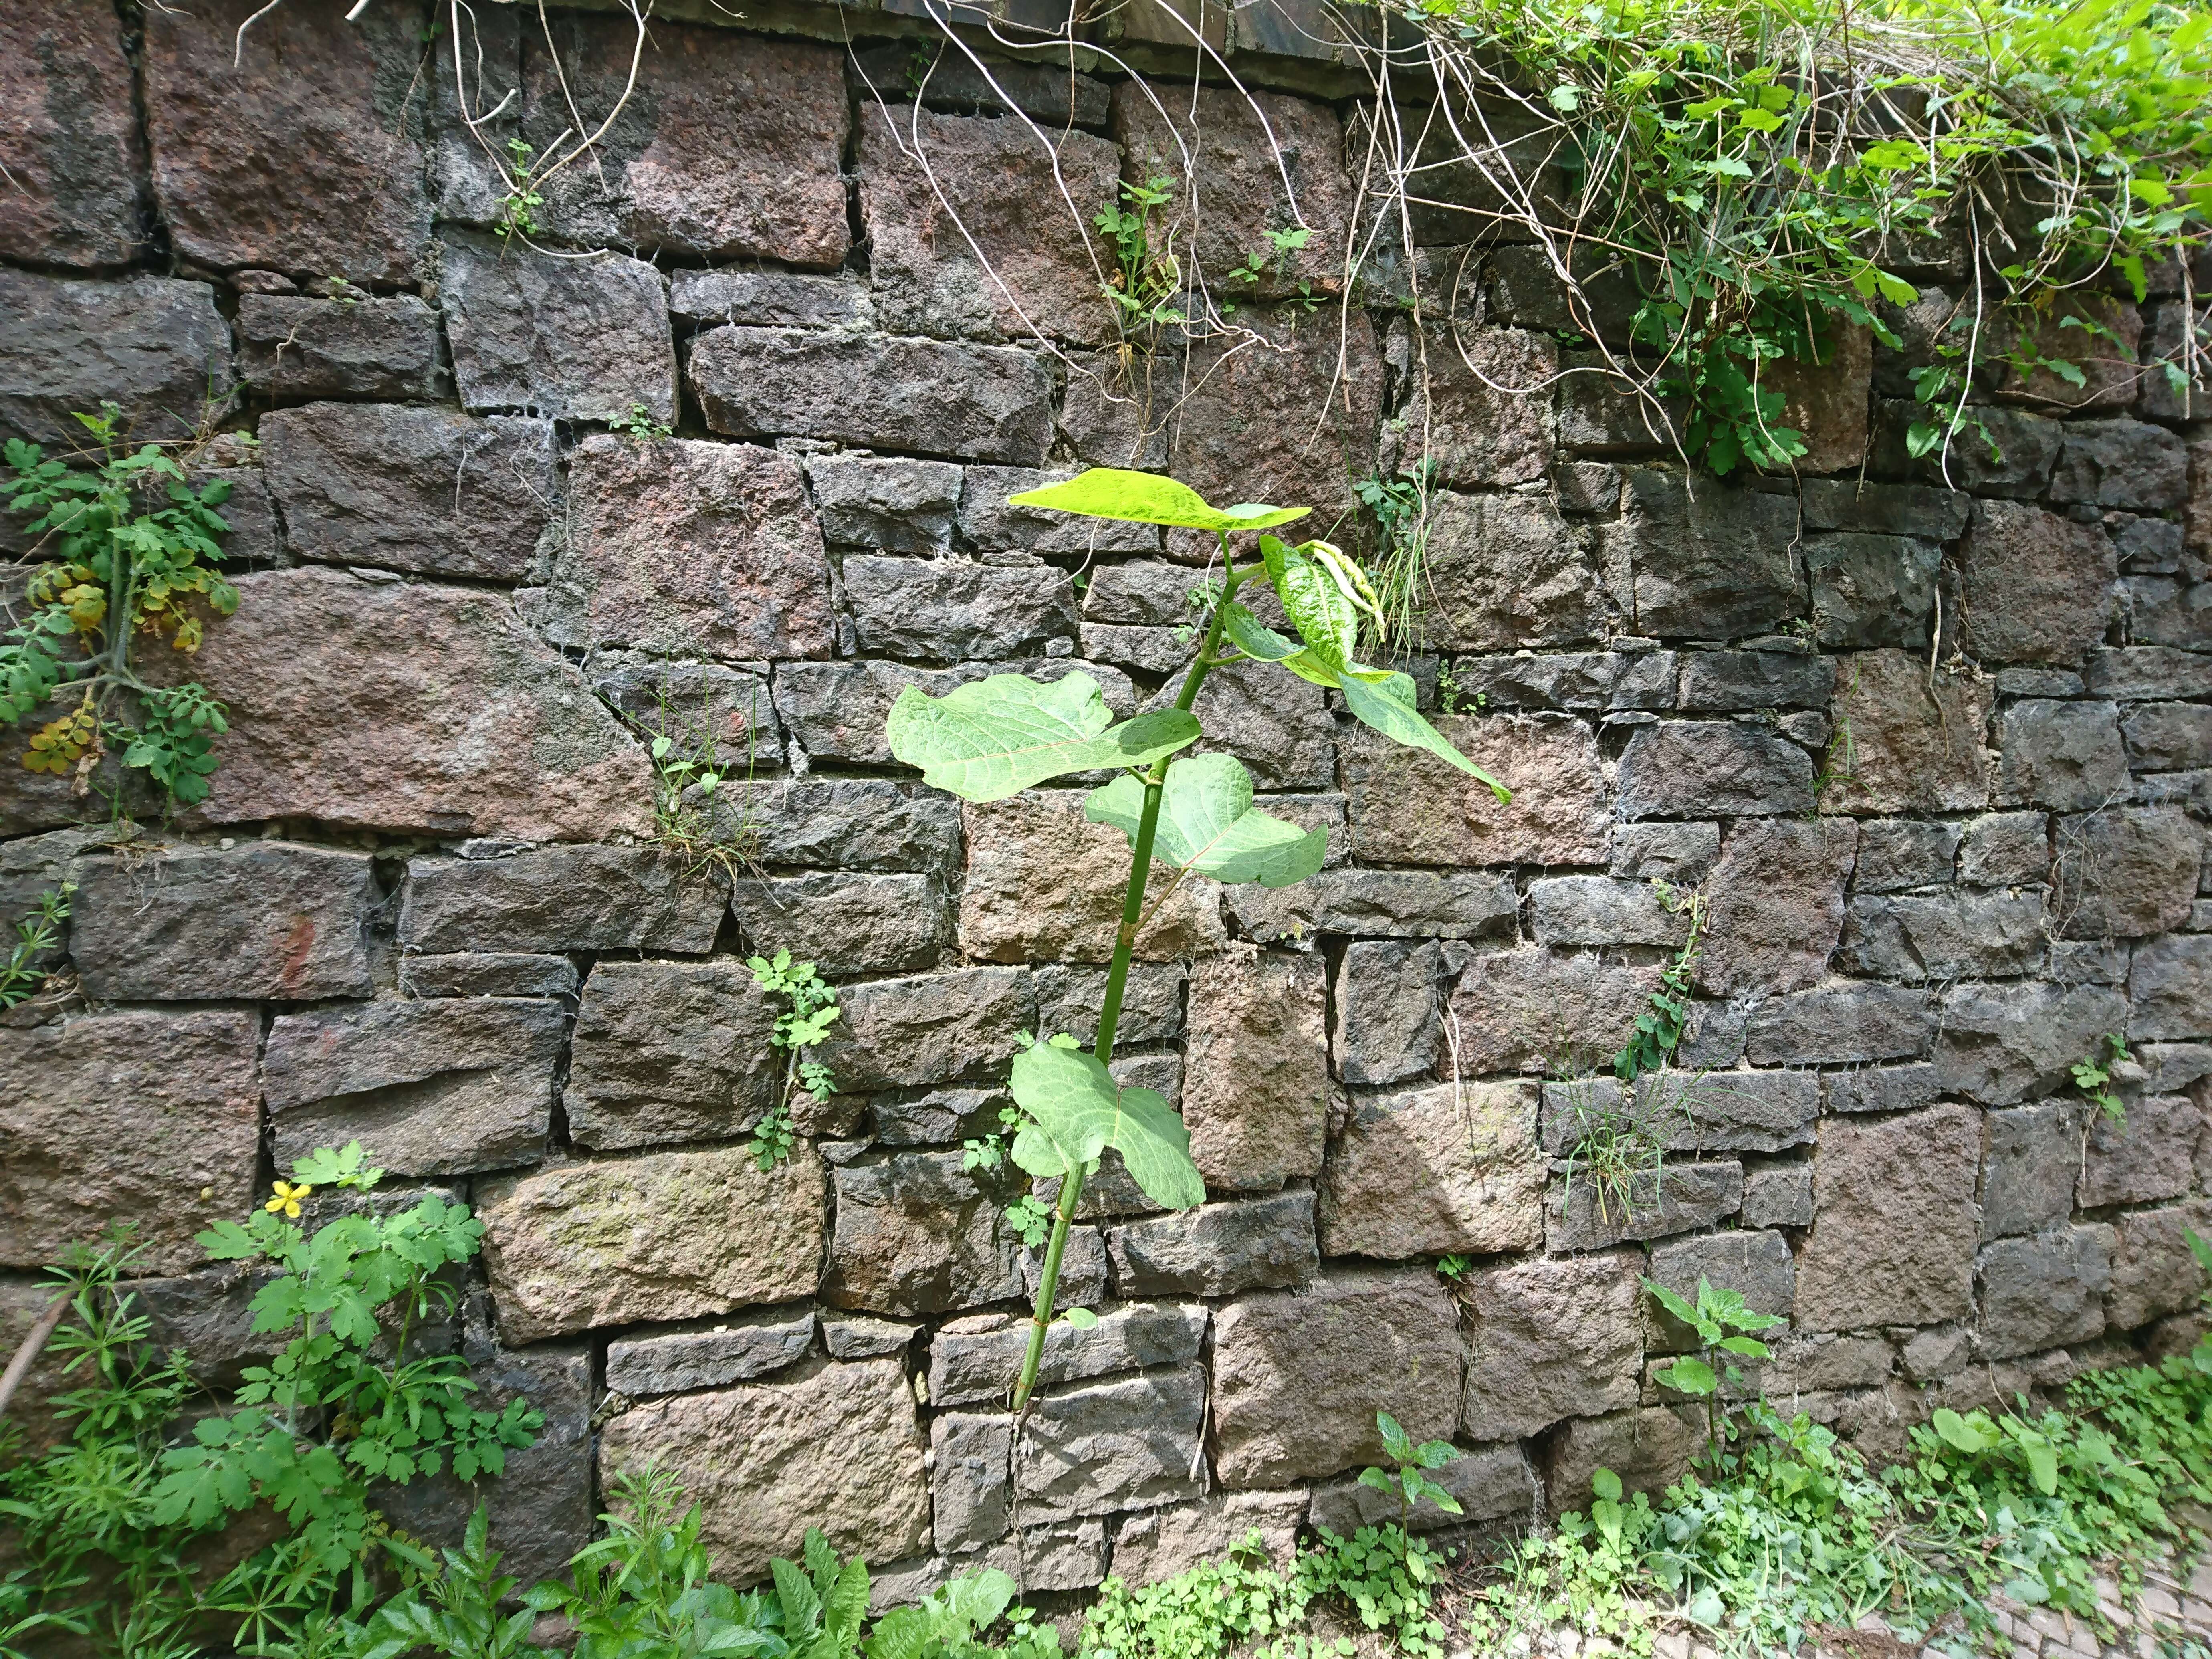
[884,467,1510,1411]
[1359,1410,1467,1531]
[1643,1274,1784,1463]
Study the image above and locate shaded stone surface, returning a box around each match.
[847,557,1079,662]
[441,233,677,424]
[187,569,653,841]
[728,874,947,977]
[236,295,443,402]
[0,1009,260,1274]
[605,1310,817,1397]
[821,1150,1025,1318]
[1699,818,1858,997]
[1420,492,1602,650]
[478,1146,827,1344]
[2054,807,2201,939]
[1213,1269,1462,1487]
[1019,1365,1208,1522]
[1795,1104,1981,1331]
[817,969,1035,1091]
[1824,652,1994,815]
[1111,1491,1309,1585]
[1448,948,1661,1076]
[1462,1251,1643,1441]
[1645,1231,1794,1350]
[961,793,1222,965]
[1545,1160,1744,1252]
[929,1302,1207,1407]
[144,0,430,281]
[1318,1081,1547,1258]
[0,272,231,447]
[1938,982,2132,1104]
[1618,722,1816,819]
[1182,953,1329,1191]
[1548,1407,1704,1514]
[400,848,725,954]
[0,0,144,268]
[1745,981,1934,1066]
[1107,1193,1319,1298]
[1979,1226,2113,1358]
[2079,1094,2202,1209]
[2133,934,2212,1041]
[1602,469,1804,638]
[2109,1201,2212,1330]
[1980,1100,2081,1241]
[1993,700,2129,811]
[599,1359,928,1584]
[1398,327,1555,489]
[549,436,834,660]
[263,404,556,581]
[263,998,563,1176]
[1344,714,1610,866]
[71,842,375,1001]
[567,960,781,1152]
[690,327,1052,465]
[1837,890,2047,982]
[1958,501,2117,666]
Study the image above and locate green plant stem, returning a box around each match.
[1012,543,1245,1414]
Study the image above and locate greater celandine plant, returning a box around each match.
[886,468,1511,1410]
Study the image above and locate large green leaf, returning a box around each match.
[1085,754,1325,888]
[1007,1038,1205,1210]
[1339,669,1510,801]
[1260,536,1358,671]
[1006,468,1310,533]
[885,671,1200,802]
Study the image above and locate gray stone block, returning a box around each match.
[2124,703,2212,773]
[1462,1250,1643,1441]
[729,779,965,874]
[962,466,1161,555]
[565,959,781,1152]
[1745,983,1934,1066]
[1740,1165,1813,1228]
[845,555,1078,662]
[606,1310,817,1397]
[2054,806,2201,940]
[1836,891,2047,981]
[236,293,443,400]
[1994,700,2131,810]
[1609,821,1722,884]
[928,1302,1207,1407]
[1938,982,2131,1104]
[2080,1094,2202,1208]
[1645,1230,1794,1351]
[1617,721,1816,818]
[1544,1160,1743,1251]
[931,1412,1011,1551]
[1853,819,1960,891]
[1444,651,1675,711]
[1016,1365,1207,1522]
[1796,1103,1980,1332]
[1301,869,1520,940]
[1322,1080,1547,1258]
[590,656,783,771]
[399,953,577,999]
[0,272,232,448]
[2084,646,2212,701]
[2133,934,2212,1041]
[821,1149,1025,1316]
[1529,876,1692,947]
[1309,1443,1535,1534]
[1980,1100,2081,1241]
[822,1314,919,1360]
[1798,478,1970,539]
[668,268,872,329]
[729,873,948,977]
[1332,940,1441,1087]
[1820,1062,1943,1114]
[805,454,963,552]
[1600,468,1805,638]
[1677,650,1837,712]
[400,848,727,955]
[2051,419,2189,510]
[1958,812,2049,886]
[1107,1192,1319,1298]
[1978,1226,2113,1358]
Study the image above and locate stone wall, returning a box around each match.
[3,0,2211,1609]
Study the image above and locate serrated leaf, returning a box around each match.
[886,672,1199,802]
[1007,468,1309,533]
[1009,1039,1204,1211]
[1085,754,1326,888]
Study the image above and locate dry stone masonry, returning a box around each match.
[2,0,2210,1608]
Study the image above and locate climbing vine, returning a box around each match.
[2,407,240,809]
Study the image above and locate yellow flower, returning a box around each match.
[264,1180,313,1218]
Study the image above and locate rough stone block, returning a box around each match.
[1319,1081,1547,1258]
[1837,891,2047,981]
[1462,1251,1643,1441]
[1018,1365,1207,1522]
[1824,652,1993,815]
[1741,1165,1814,1229]
[1610,821,1722,884]
[669,268,871,329]
[1798,478,1971,539]
[1993,700,2130,811]
[960,792,1222,965]
[533,436,834,662]
[1794,1104,1981,1331]
[823,1314,919,1360]
[2133,934,2212,1041]
[1547,1407,1706,1513]
[0,272,232,447]
[1699,818,1857,997]
[1853,819,1962,891]
[818,968,1035,1091]
[598,1359,928,1585]
[1804,533,1942,649]
[931,1411,1011,1550]
[144,0,429,281]
[262,403,556,581]
[263,998,563,1177]
[846,556,1079,662]
[2080,1094,2202,1209]
[566,960,781,1152]
[71,842,374,1001]
[2123,577,2212,650]
[480,1147,825,1345]
[1419,491,1602,650]
[966,468,1162,559]
[2055,807,2201,939]
[1344,713,1609,866]
[1529,876,1691,949]
[128,1263,280,1391]
[869,1088,1007,1151]
[0,0,143,268]
[2107,1201,2212,1330]
[822,1151,1024,1317]
[1617,722,1815,819]
[440,232,676,424]
[1959,501,2117,667]
[1958,812,2049,886]
[1447,947,1660,1076]
[1980,1100,2081,1241]
[690,327,1051,466]
[0,1009,260,1274]
[1328,932,1444,1081]
[236,294,442,401]
[1665,1070,1820,1154]
[1443,650,1675,713]
[399,953,577,999]
[400,848,725,955]
[606,1310,817,1397]
[187,569,652,841]
[858,103,1118,346]
[1162,659,1339,791]
[1033,962,1186,1050]
[1293,869,1520,942]
[2085,645,2212,701]
[728,874,946,977]
[1114,81,1352,304]
[1601,468,1805,638]
[1979,1227,2113,1358]
[929,1302,1207,1407]
[591,654,782,769]
[1396,327,1554,489]
[1938,981,2132,1104]
[1184,952,1328,1191]
[1213,1269,1463,1487]
[1645,1231,1794,1351]
[2051,420,2190,510]
[1545,1160,1743,1251]
[1110,1491,1309,1585]
[2124,703,2212,773]
[806,454,962,553]
[1677,651,1836,712]
[1311,1443,1536,1535]
[1107,1192,1318,1298]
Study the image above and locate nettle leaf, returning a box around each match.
[1007,1037,1205,1211]
[886,671,1199,802]
[1086,754,1326,888]
[1007,468,1310,533]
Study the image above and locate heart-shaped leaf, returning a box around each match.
[1007,1037,1205,1210]
[886,671,1200,802]
[1006,468,1310,533]
[1086,753,1325,888]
